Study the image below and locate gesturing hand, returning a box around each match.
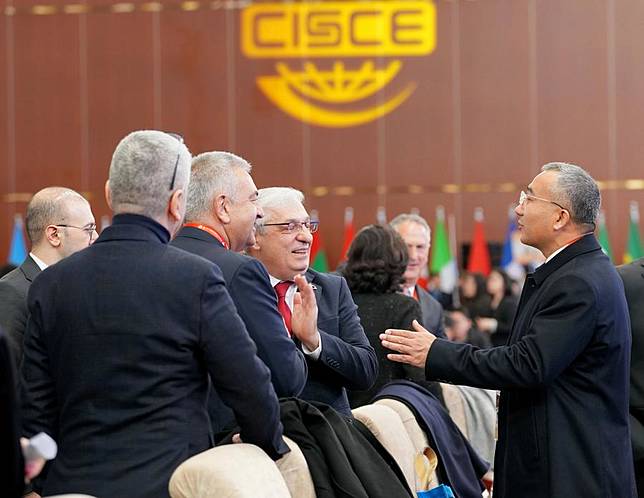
[291,274,320,350]
[380,320,436,368]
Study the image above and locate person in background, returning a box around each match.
[458,271,491,319]
[341,224,424,408]
[390,213,446,338]
[445,307,491,349]
[476,268,519,347]
[0,187,96,363]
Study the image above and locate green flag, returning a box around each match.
[430,206,457,293]
[309,210,329,272]
[624,201,644,264]
[597,211,613,263]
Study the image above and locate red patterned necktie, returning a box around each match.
[274,281,293,336]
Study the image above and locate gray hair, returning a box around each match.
[26,187,88,244]
[390,213,432,243]
[108,130,191,219]
[185,151,252,222]
[541,162,600,227]
[255,187,305,234]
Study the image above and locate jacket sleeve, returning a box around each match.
[228,259,307,397]
[198,266,288,460]
[316,277,379,391]
[426,275,598,389]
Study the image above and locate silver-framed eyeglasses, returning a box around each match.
[54,223,98,243]
[263,220,319,234]
[518,191,567,211]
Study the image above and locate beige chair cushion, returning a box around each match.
[168,444,291,498]
[275,436,316,498]
[440,383,468,437]
[352,404,416,494]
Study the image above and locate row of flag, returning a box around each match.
[308,201,644,288]
[5,202,644,278]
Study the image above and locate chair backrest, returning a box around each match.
[274,436,316,498]
[168,444,291,498]
[439,383,468,437]
[352,403,417,494]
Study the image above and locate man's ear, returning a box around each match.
[553,209,571,231]
[45,225,62,248]
[213,194,231,224]
[169,189,184,224]
[104,180,113,210]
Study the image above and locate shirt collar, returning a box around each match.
[29,252,48,271]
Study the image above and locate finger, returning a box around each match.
[411,320,431,334]
[292,291,302,308]
[386,353,415,365]
[383,328,417,339]
[381,338,413,354]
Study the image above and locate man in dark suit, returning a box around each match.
[382,163,635,497]
[171,151,309,433]
[247,187,378,417]
[390,213,446,338]
[0,187,96,363]
[618,257,644,496]
[20,131,288,498]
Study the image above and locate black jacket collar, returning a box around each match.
[531,234,601,286]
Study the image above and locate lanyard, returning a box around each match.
[183,223,229,250]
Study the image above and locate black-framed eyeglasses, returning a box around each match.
[518,190,568,211]
[166,132,184,191]
[263,220,319,234]
[54,223,98,243]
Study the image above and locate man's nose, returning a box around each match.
[256,206,264,219]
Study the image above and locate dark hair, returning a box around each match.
[342,224,408,294]
[489,267,513,297]
[460,271,487,299]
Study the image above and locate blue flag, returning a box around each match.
[500,217,516,268]
[8,214,27,265]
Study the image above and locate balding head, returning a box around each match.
[26,187,96,264]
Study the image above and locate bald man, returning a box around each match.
[0,187,96,362]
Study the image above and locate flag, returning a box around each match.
[500,206,524,281]
[624,201,644,264]
[376,206,387,225]
[309,210,329,272]
[597,211,613,263]
[467,207,491,276]
[430,206,458,293]
[8,214,28,265]
[339,207,355,262]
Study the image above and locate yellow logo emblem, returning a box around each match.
[241,1,437,128]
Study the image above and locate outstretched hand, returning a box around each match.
[380,319,436,368]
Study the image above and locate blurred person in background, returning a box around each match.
[341,224,424,408]
[458,271,491,319]
[445,308,491,349]
[476,268,519,347]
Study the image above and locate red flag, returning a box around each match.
[339,207,355,262]
[467,207,491,276]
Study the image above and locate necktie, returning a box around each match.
[274,281,293,336]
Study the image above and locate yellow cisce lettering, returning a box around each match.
[241,1,436,58]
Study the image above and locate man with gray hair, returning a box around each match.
[0,187,96,363]
[171,151,309,435]
[382,163,635,497]
[390,213,445,338]
[247,187,378,417]
[20,131,287,498]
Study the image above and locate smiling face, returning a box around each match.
[394,220,430,287]
[226,170,263,251]
[252,199,312,281]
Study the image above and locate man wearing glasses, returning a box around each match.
[0,187,96,363]
[20,131,287,498]
[171,151,309,436]
[381,163,635,497]
[247,187,378,417]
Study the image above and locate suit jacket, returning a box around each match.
[618,259,644,468]
[20,214,287,498]
[0,256,40,362]
[171,226,308,432]
[416,285,446,338]
[426,235,635,497]
[300,269,378,416]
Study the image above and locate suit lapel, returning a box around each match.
[305,269,323,301]
[20,256,41,283]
